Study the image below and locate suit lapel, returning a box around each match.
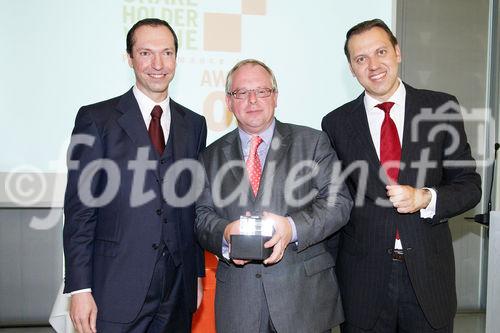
[255,120,292,201]
[116,89,152,149]
[221,129,253,199]
[168,99,188,161]
[346,94,386,185]
[398,84,420,186]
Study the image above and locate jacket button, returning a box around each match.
[160,159,166,164]
[406,247,413,251]
[156,209,162,215]
[152,243,159,250]
[255,273,261,278]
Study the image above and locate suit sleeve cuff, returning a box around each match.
[70,288,92,295]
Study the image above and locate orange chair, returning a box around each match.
[192,251,218,333]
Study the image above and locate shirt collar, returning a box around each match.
[238,118,276,149]
[364,78,406,112]
[133,86,170,117]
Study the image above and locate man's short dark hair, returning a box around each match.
[126,18,178,57]
[344,19,398,62]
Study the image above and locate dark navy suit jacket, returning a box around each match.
[322,83,481,329]
[63,88,207,323]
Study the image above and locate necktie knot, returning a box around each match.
[151,105,163,120]
[249,136,263,153]
[376,101,395,115]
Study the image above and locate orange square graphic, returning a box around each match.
[242,0,266,15]
[204,13,241,52]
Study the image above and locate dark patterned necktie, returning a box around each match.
[148,105,165,155]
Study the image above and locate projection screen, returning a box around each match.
[0,0,395,207]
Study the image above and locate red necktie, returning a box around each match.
[378,102,400,183]
[246,136,263,196]
[377,101,401,241]
[149,105,165,155]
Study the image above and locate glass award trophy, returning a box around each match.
[230,215,274,260]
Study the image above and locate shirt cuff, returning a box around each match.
[420,188,437,218]
[287,216,298,243]
[222,237,230,260]
[70,288,92,295]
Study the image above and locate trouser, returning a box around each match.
[97,245,191,332]
[341,260,453,333]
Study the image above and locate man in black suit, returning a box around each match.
[63,18,206,332]
[322,19,481,333]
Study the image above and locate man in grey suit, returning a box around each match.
[195,59,353,333]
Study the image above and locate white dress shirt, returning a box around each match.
[133,86,171,141]
[364,80,437,248]
[364,81,406,157]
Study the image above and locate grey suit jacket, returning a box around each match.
[196,120,353,333]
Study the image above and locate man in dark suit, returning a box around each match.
[322,19,481,333]
[195,59,353,333]
[63,18,206,332]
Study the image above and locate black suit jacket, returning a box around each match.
[321,83,481,329]
[63,88,207,323]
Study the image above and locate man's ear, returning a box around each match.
[395,44,402,63]
[348,63,355,77]
[225,94,232,114]
[127,52,133,68]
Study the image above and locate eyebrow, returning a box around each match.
[352,53,366,60]
[136,47,174,52]
[353,46,388,58]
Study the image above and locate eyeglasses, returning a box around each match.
[228,88,275,100]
